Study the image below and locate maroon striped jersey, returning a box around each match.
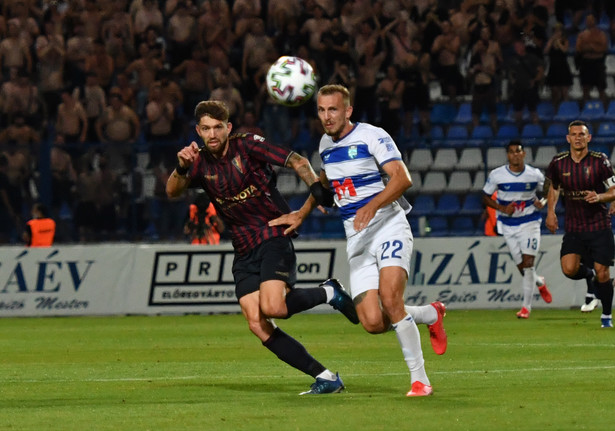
[545,150,615,232]
[187,132,296,255]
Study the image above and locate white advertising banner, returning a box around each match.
[0,235,592,317]
[0,246,132,316]
[409,235,587,310]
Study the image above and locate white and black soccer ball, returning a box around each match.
[265,56,317,107]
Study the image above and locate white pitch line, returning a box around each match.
[2,364,615,384]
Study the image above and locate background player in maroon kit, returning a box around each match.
[545,120,615,328]
[166,100,357,394]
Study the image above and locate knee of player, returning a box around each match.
[561,264,579,278]
[595,268,610,283]
[259,300,288,319]
[359,312,387,334]
[361,321,386,334]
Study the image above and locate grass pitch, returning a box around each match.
[0,309,613,431]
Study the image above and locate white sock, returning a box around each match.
[535,274,545,287]
[322,284,334,303]
[316,369,337,381]
[392,314,429,385]
[404,305,437,325]
[522,267,536,310]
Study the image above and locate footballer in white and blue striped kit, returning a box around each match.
[482,140,553,319]
[303,84,448,396]
[319,122,411,237]
[270,84,448,396]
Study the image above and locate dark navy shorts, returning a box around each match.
[561,229,615,267]
[233,236,297,299]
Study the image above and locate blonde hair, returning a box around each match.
[318,84,351,106]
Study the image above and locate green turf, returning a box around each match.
[0,309,613,431]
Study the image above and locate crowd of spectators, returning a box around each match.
[0,0,614,244]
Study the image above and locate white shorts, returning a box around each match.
[345,207,413,299]
[498,220,542,265]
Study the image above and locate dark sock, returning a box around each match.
[568,263,594,280]
[284,287,327,317]
[585,276,596,303]
[262,328,326,378]
[595,279,613,315]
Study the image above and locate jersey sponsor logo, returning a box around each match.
[561,190,587,200]
[332,178,357,199]
[215,184,259,206]
[253,134,265,142]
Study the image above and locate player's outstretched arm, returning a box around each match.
[167,141,200,198]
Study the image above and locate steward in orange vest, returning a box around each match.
[184,193,224,245]
[23,203,56,246]
[484,191,498,236]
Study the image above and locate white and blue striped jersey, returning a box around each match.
[483,164,545,226]
[318,122,410,236]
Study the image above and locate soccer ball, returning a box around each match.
[265,56,317,107]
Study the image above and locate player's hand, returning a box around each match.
[269,212,303,236]
[353,204,376,232]
[584,190,601,204]
[177,141,200,168]
[534,197,547,209]
[545,212,558,234]
[501,203,515,215]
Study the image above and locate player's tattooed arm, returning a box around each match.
[286,151,320,186]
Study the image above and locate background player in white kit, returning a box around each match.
[270,84,447,397]
[482,140,553,319]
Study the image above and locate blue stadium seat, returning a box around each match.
[430,103,457,125]
[459,193,484,216]
[596,122,615,137]
[434,193,461,216]
[453,102,472,124]
[592,144,610,156]
[471,125,494,139]
[520,123,545,146]
[411,195,436,217]
[553,101,580,122]
[427,216,449,237]
[495,124,520,143]
[449,216,477,236]
[536,102,555,123]
[430,125,445,139]
[493,103,511,124]
[605,100,615,118]
[592,122,615,146]
[545,123,568,145]
[443,125,470,147]
[580,100,605,121]
[467,125,494,147]
[446,125,469,139]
